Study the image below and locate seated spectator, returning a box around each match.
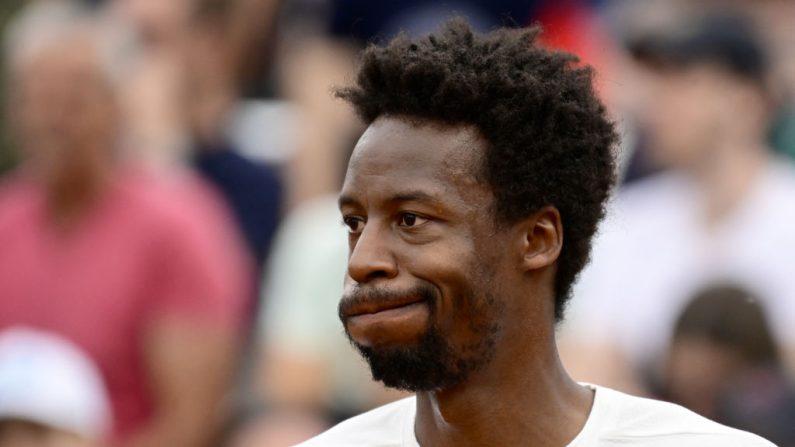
[0,2,251,446]
[562,11,795,392]
[184,0,283,273]
[664,284,795,447]
[0,327,111,447]
[108,0,284,276]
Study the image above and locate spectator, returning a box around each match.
[108,0,193,167]
[0,327,111,447]
[109,0,284,274]
[184,0,283,273]
[562,11,795,391]
[0,2,250,446]
[664,284,795,447]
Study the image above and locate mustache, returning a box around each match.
[338,283,437,320]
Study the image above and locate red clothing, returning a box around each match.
[0,168,250,440]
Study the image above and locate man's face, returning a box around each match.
[338,117,513,391]
[665,336,743,418]
[11,38,117,180]
[635,63,751,169]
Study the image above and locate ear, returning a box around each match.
[519,206,563,272]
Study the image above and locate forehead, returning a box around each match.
[342,117,489,206]
[14,30,105,82]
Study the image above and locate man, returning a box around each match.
[0,2,250,446]
[298,18,774,447]
[112,0,284,274]
[663,284,795,446]
[184,0,283,274]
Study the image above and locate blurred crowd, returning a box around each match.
[0,0,794,446]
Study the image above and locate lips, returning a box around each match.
[342,294,427,319]
[340,287,434,347]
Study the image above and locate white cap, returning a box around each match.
[0,327,112,439]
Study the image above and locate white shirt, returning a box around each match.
[564,161,795,367]
[296,384,774,446]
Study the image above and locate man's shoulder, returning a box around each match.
[295,387,775,447]
[296,397,416,447]
[591,386,776,446]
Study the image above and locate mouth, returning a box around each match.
[341,293,432,347]
[343,294,427,319]
[346,300,428,327]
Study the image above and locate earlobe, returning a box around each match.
[520,207,563,272]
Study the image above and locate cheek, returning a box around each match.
[422,243,505,336]
[397,238,478,315]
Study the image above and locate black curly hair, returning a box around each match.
[337,18,618,322]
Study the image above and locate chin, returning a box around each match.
[351,326,482,392]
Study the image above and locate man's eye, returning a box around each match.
[343,216,365,234]
[398,213,427,228]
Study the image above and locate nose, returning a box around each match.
[347,221,398,284]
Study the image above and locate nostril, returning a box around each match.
[347,258,398,284]
[364,269,391,282]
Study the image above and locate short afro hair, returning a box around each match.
[337,18,618,322]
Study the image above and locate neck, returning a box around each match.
[43,156,113,228]
[414,320,593,447]
[686,137,768,227]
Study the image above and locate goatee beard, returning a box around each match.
[340,284,501,392]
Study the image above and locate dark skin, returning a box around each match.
[339,116,593,447]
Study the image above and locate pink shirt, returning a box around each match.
[0,168,251,440]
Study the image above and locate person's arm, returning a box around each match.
[118,319,239,447]
[117,180,251,447]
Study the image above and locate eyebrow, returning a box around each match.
[338,190,443,209]
[389,191,441,204]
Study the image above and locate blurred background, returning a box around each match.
[0,0,794,446]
